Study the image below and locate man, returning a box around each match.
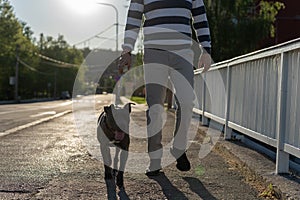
[119,0,211,176]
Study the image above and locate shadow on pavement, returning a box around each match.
[118,189,130,200]
[183,177,217,200]
[149,172,188,200]
[282,173,300,184]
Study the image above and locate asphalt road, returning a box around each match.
[0,100,73,133]
[0,94,265,199]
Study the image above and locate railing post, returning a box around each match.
[224,64,232,139]
[275,52,289,174]
[202,73,209,125]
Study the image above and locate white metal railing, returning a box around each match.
[193,38,300,174]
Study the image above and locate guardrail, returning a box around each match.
[193,38,300,174]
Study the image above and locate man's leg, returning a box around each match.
[145,83,166,173]
[169,49,195,171]
[144,49,169,174]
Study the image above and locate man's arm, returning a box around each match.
[119,0,144,71]
[122,0,144,53]
[192,0,212,73]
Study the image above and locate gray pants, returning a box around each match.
[144,48,195,159]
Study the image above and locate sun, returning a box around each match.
[63,0,98,15]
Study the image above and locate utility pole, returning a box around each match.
[54,70,57,99]
[14,44,20,102]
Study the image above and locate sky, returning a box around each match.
[9,0,130,51]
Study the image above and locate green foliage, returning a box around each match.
[0,0,84,100]
[134,51,143,67]
[0,0,39,99]
[259,183,281,199]
[204,0,285,62]
[130,96,146,104]
[259,1,285,37]
[195,165,205,176]
[35,34,84,98]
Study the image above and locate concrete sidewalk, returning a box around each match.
[121,97,300,200]
[0,94,299,199]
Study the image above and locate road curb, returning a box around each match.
[214,140,282,199]
[218,139,300,200]
[0,110,72,138]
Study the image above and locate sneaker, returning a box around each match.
[170,148,191,171]
[145,159,162,176]
[145,168,161,176]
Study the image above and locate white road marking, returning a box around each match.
[0,110,72,138]
[0,101,72,115]
[30,111,57,117]
[58,101,73,106]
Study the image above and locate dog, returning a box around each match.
[97,103,134,191]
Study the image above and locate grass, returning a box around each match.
[130,96,146,104]
[259,183,281,199]
[195,165,205,176]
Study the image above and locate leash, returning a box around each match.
[115,54,131,105]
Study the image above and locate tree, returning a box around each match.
[259,1,285,38]
[37,34,84,98]
[204,0,284,62]
[0,0,39,99]
[0,0,84,100]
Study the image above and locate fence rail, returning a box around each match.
[193,38,300,174]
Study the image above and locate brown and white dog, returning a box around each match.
[97,103,134,190]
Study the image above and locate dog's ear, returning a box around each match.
[124,103,135,113]
[104,105,111,113]
[104,104,115,113]
[104,106,109,113]
[111,104,115,110]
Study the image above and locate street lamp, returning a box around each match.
[97,2,119,52]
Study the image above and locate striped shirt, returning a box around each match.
[122,0,211,53]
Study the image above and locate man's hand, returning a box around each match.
[118,51,131,74]
[198,52,212,73]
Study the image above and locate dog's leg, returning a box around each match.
[113,147,120,177]
[105,178,117,200]
[100,144,113,180]
[119,148,128,172]
[116,148,128,189]
[100,144,117,199]
[114,148,120,170]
